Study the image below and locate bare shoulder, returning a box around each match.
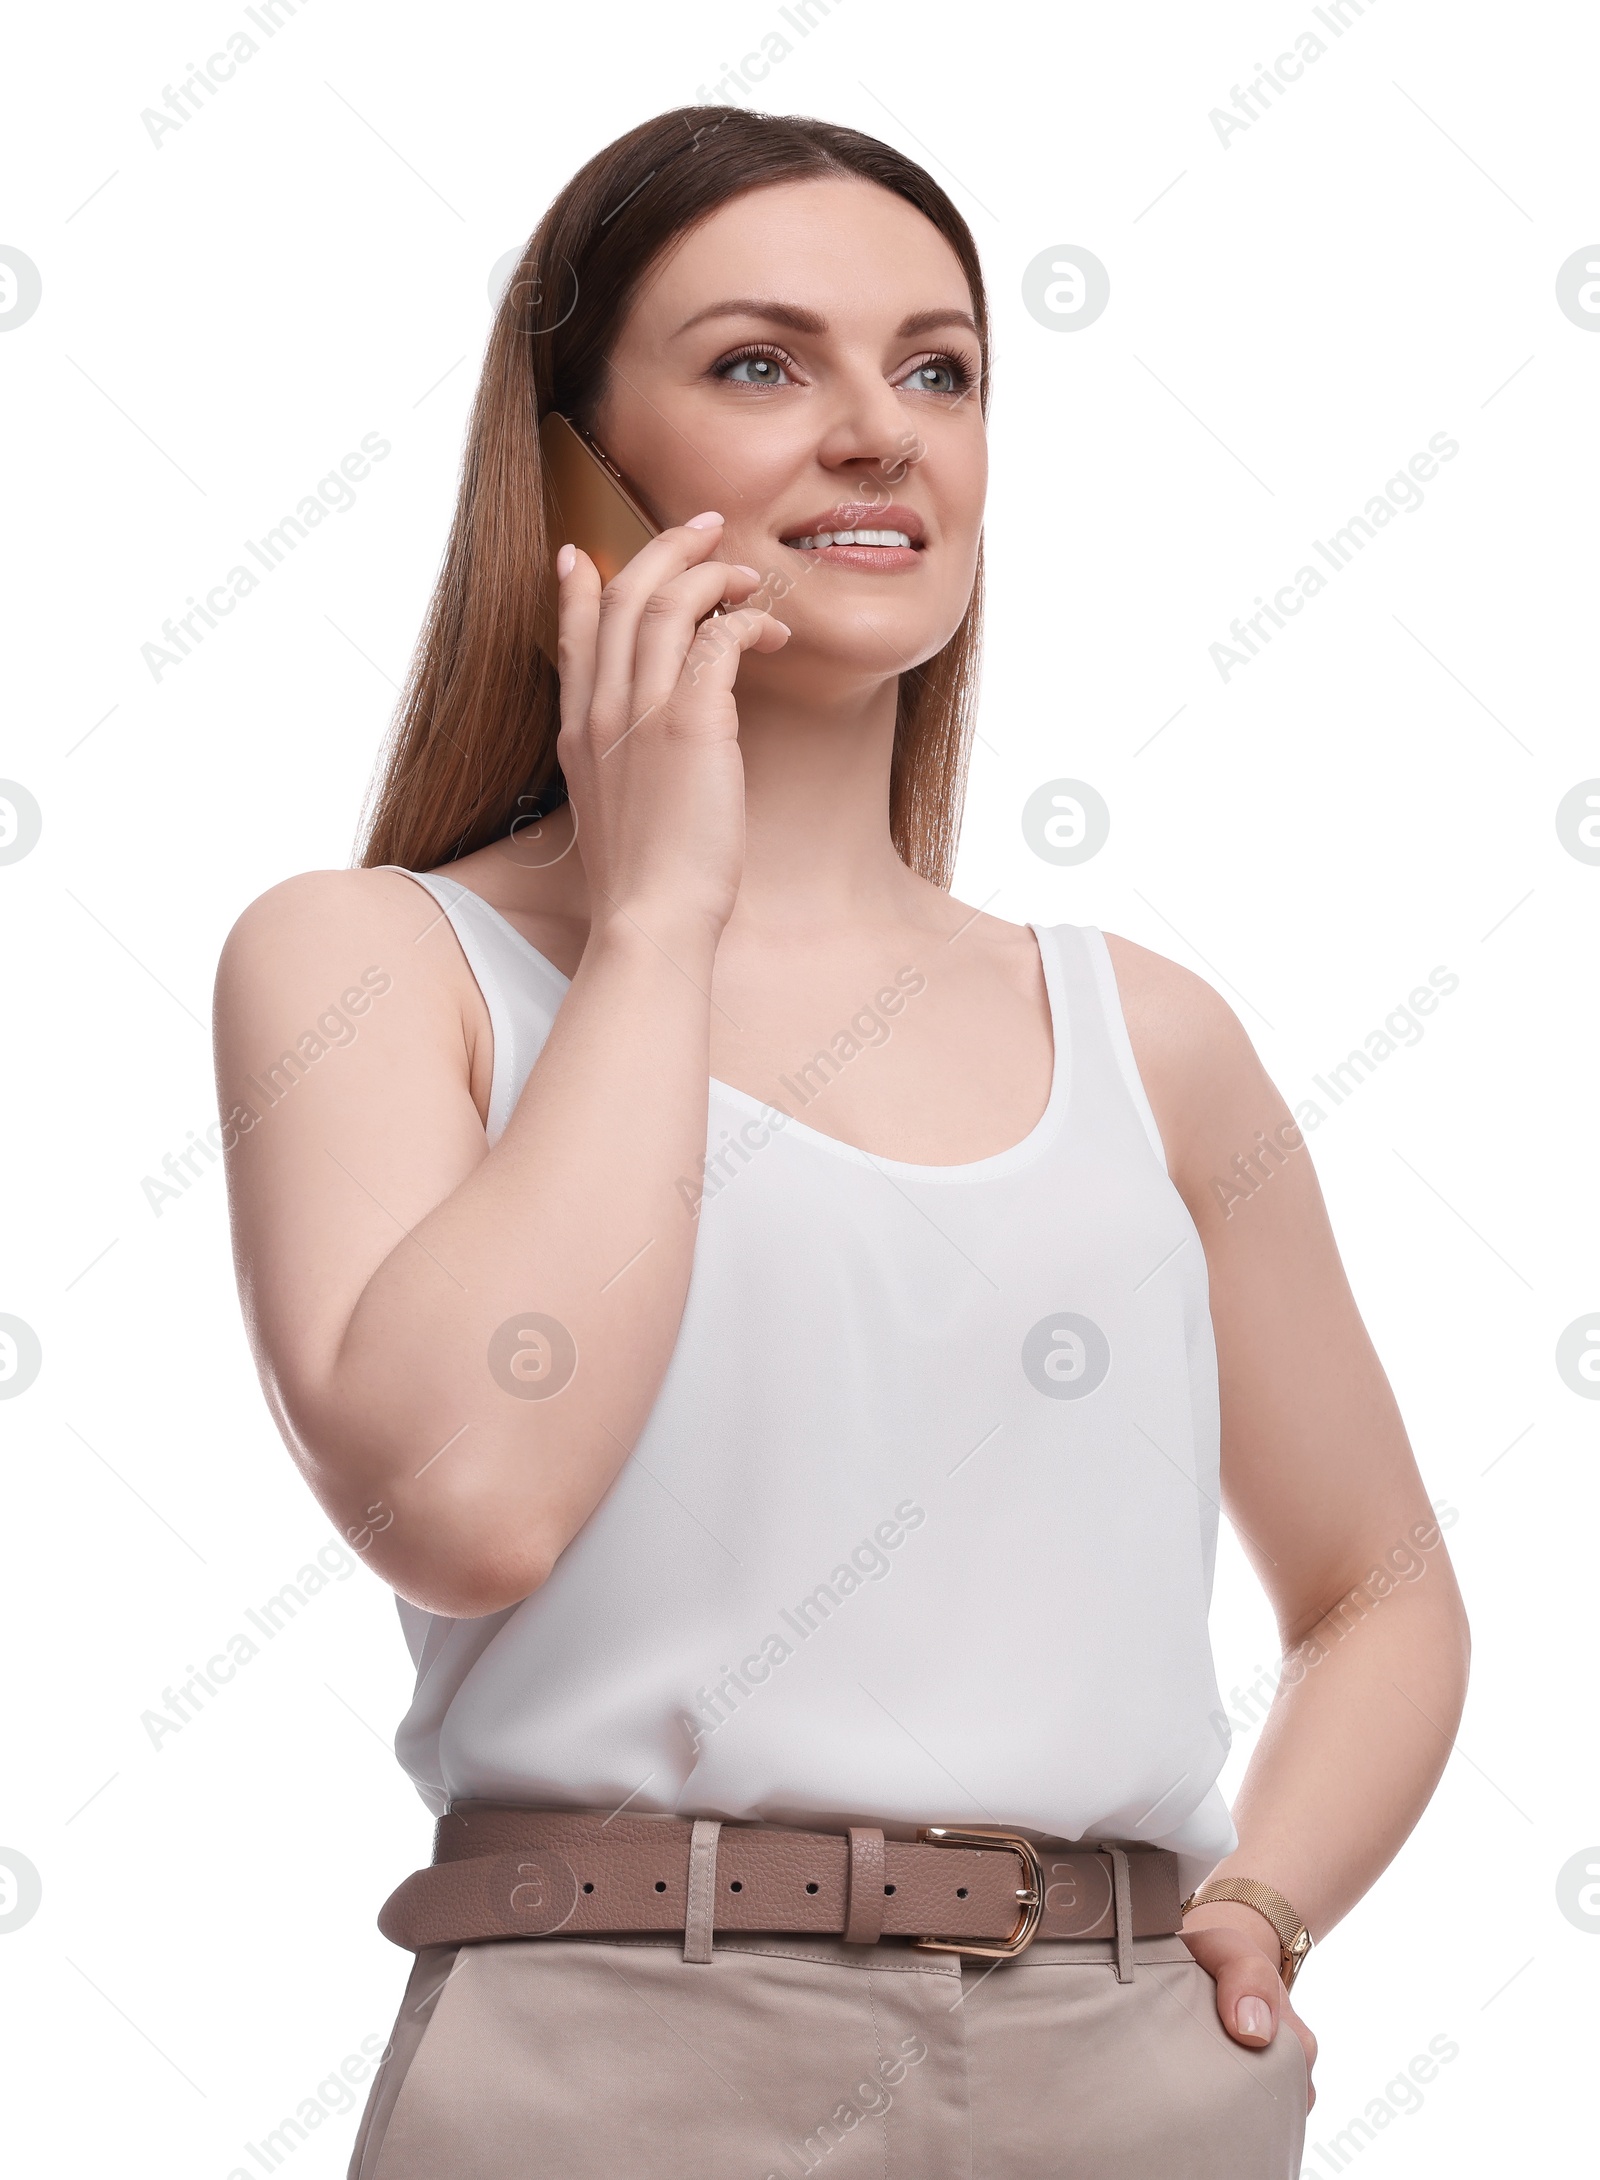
[214,865,479,1038]
[215,867,459,998]
[1100,930,1286,1187]
[1100,930,1248,1068]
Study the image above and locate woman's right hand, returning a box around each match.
[553,513,790,945]
[214,520,792,1620]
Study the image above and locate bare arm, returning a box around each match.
[213,519,787,1618]
[1107,934,1471,2076]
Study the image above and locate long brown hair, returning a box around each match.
[357,106,990,887]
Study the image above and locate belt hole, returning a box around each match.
[654,1880,667,1893]
[582,1882,594,1894]
[805,1881,819,1894]
[883,1884,895,1895]
[729,1879,743,1892]
[956,1887,968,1898]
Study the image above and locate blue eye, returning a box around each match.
[899,357,968,395]
[719,350,790,386]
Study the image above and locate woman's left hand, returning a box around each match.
[1180,1920,1318,2108]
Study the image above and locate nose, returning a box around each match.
[812,368,926,488]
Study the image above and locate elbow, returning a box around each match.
[454,1544,560,1620]
[374,1529,560,1621]
[287,1401,567,1618]
[1435,1544,1472,1680]
[1454,1593,1473,1681]
[286,1390,581,1619]
[1419,1571,1472,1722]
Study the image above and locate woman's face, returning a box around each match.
[588,175,987,690]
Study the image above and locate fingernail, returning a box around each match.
[1236,1998,1272,2041]
[686,511,725,529]
[555,543,575,578]
[732,564,761,581]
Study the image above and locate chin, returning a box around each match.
[785,608,963,674]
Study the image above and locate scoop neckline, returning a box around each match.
[404,867,1072,1183]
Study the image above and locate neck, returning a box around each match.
[724,657,920,938]
[493,665,935,940]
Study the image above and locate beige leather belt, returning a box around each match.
[378,1804,1182,1977]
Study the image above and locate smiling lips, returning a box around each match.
[778,503,926,570]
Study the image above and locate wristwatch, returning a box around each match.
[1179,1877,1313,1990]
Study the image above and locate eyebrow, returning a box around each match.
[672,298,980,342]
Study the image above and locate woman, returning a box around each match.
[213,106,1470,2179]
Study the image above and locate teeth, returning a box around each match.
[790,529,913,550]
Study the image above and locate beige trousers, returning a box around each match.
[349,1927,1308,2178]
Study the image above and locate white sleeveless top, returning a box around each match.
[384,869,1237,1887]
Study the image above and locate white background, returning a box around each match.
[2,2,1595,2173]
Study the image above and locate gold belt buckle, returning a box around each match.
[912,1826,1045,1959]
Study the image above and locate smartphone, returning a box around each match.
[533,411,659,663]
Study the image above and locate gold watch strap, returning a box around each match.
[1179,1877,1313,1989]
